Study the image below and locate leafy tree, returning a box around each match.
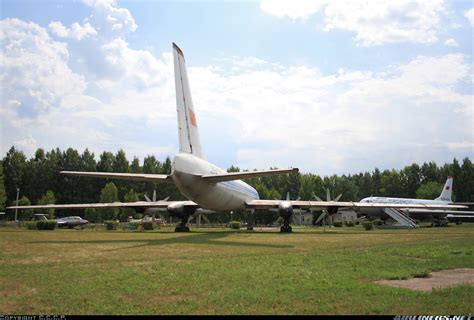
[120,189,139,221]
[380,170,402,197]
[37,190,56,219]
[14,195,33,221]
[459,158,474,202]
[0,161,6,211]
[401,163,421,198]
[416,182,443,199]
[3,146,26,203]
[113,149,130,199]
[162,157,172,174]
[85,208,98,223]
[371,168,382,196]
[97,151,114,172]
[227,165,240,173]
[99,182,119,221]
[421,161,439,183]
[130,157,141,173]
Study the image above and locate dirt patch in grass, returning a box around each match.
[376,268,474,292]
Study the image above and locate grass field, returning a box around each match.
[1,224,473,315]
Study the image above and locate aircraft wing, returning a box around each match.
[60,171,172,183]
[245,200,468,210]
[202,168,299,183]
[7,200,198,210]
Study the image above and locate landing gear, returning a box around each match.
[431,218,449,227]
[175,216,191,232]
[280,218,292,233]
[246,209,254,230]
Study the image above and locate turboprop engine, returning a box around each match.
[278,201,294,219]
[167,202,197,219]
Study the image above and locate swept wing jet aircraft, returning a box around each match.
[8,43,468,232]
[358,177,474,227]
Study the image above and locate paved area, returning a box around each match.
[375,268,474,292]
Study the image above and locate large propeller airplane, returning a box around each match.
[8,43,469,232]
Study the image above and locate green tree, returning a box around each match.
[120,189,139,221]
[380,170,402,197]
[459,158,474,202]
[0,161,6,211]
[97,151,114,172]
[401,163,421,198]
[416,182,443,199]
[14,195,33,221]
[227,165,240,173]
[85,208,98,223]
[3,146,27,204]
[99,182,119,221]
[37,190,56,219]
[130,157,141,173]
[371,168,382,196]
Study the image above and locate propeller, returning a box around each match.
[313,188,343,226]
[144,190,168,222]
[188,209,211,227]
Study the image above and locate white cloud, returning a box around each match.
[464,8,474,25]
[82,0,137,36]
[48,21,97,40]
[261,0,447,46]
[0,18,87,115]
[444,38,458,47]
[260,0,327,21]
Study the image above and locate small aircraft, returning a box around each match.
[33,214,89,229]
[8,43,468,232]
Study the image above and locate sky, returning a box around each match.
[1,0,473,176]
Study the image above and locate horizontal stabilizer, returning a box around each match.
[61,171,172,183]
[202,168,299,183]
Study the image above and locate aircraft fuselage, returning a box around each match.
[358,196,450,217]
[171,153,259,211]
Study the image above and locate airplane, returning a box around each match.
[358,177,474,227]
[33,214,89,229]
[7,43,469,232]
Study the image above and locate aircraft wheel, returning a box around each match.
[175,226,190,232]
[288,226,292,232]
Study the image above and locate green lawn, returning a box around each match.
[1,224,473,315]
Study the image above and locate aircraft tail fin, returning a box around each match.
[172,42,205,159]
[435,176,453,202]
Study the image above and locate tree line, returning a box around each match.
[0,146,473,222]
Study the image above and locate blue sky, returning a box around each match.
[1,0,473,175]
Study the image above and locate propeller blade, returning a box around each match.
[315,210,328,225]
[286,192,290,201]
[162,196,170,201]
[296,197,301,201]
[326,188,331,201]
[153,190,156,202]
[334,194,342,202]
[144,194,152,202]
[314,194,323,202]
[202,214,211,225]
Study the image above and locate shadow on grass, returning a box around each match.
[30,231,293,251]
